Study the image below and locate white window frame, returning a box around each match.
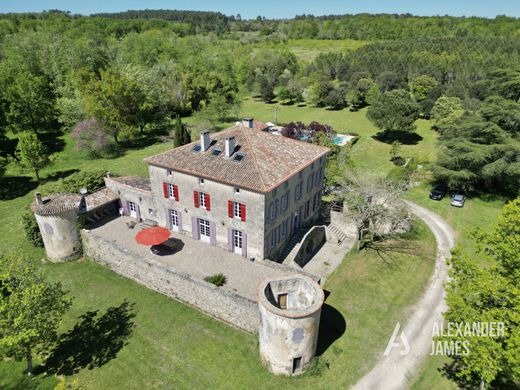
[170,209,179,227]
[199,219,210,239]
[167,183,176,199]
[234,187,240,194]
[233,202,242,219]
[199,192,207,209]
[233,230,243,250]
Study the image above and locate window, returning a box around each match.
[194,191,211,210]
[148,208,155,216]
[199,192,207,208]
[284,181,289,189]
[167,169,173,176]
[281,220,287,239]
[199,178,205,185]
[278,293,288,309]
[233,230,243,249]
[270,230,276,249]
[199,219,210,237]
[163,182,178,201]
[299,171,303,179]
[212,149,222,156]
[233,153,245,161]
[234,187,240,194]
[281,193,288,211]
[269,202,275,221]
[170,209,179,227]
[307,173,314,192]
[295,181,303,201]
[228,201,246,222]
[192,144,201,152]
[305,200,310,219]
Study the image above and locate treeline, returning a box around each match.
[92,9,230,34]
[233,14,520,40]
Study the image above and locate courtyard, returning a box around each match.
[86,216,309,301]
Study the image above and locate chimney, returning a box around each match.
[225,136,236,158]
[35,192,43,206]
[242,118,253,129]
[201,130,211,152]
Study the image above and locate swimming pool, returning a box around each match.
[333,134,356,146]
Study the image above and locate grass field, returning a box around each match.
[1,221,435,390]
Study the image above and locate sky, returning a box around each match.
[0,0,519,19]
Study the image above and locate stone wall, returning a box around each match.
[292,226,326,268]
[81,230,259,332]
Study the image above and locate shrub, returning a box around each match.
[204,273,226,286]
[21,209,43,247]
[41,170,109,195]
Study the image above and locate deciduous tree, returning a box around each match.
[367,89,420,133]
[0,254,71,376]
[14,132,52,181]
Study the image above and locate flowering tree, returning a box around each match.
[71,119,110,157]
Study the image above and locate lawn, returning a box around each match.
[1,221,435,389]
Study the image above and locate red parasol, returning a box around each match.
[135,226,171,246]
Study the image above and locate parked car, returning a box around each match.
[450,193,465,207]
[429,184,447,200]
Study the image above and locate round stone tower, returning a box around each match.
[258,274,325,376]
[32,192,82,262]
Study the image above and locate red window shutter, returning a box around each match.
[173,185,179,201]
[205,194,211,211]
[163,182,168,198]
[228,200,233,218]
[193,191,199,208]
[240,204,246,222]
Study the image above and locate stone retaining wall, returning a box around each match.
[81,230,259,332]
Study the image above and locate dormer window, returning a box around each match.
[233,153,245,162]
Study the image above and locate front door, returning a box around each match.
[128,201,138,219]
[233,230,243,254]
[170,209,179,232]
[199,219,211,243]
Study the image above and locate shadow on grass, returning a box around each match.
[316,302,346,356]
[39,130,66,155]
[43,169,80,183]
[44,300,136,376]
[0,176,38,200]
[373,130,423,145]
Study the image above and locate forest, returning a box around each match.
[0,10,518,196]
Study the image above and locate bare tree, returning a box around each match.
[338,173,412,251]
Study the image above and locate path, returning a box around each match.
[352,201,456,390]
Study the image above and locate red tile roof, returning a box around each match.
[145,122,330,193]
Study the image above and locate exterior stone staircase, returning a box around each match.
[326,224,349,245]
[279,228,307,263]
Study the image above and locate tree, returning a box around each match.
[14,132,52,181]
[479,95,520,137]
[0,156,6,179]
[71,119,111,158]
[308,79,333,107]
[440,199,520,388]
[338,174,412,251]
[257,75,275,102]
[173,115,191,147]
[390,141,402,161]
[431,96,464,129]
[277,78,303,104]
[409,75,438,102]
[367,89,421,133]
[433,114,520,194]
[0,254,71,375]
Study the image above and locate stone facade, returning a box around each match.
[36,210,81,261]
[258,275,324,375]
[81,230,259,332]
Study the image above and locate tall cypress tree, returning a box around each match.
[173,115,191,147]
